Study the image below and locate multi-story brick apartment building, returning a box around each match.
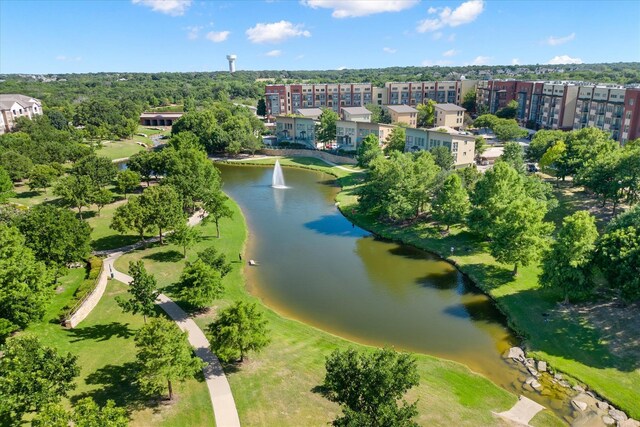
[264,80,478,116]
[0,94,43,134]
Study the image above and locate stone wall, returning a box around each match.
[64,262,107,329]
[260,149,357,165]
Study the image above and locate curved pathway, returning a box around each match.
[96,210,240,426]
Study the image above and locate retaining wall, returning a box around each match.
[260,149,357,165]
[64,263,108,329]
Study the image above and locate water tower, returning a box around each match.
[226,54,237,73]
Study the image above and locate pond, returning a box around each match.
[218,163,576,421]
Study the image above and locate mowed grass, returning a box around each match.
[97,140,146,161]
[335,170,640,420]
[24,271,214,427]
[224,155,360,179]
[115,190,563,426]
[8,182,60,208]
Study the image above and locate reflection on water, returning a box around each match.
[218,163,573,417]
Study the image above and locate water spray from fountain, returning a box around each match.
[272,159,287,189]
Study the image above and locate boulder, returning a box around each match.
[537,360,547,372]
[571,399,588,412]
[609,409,628,422]
[506,347,525,361]
[525,358,535,367]
[620,419,640,427]
[530,379,543,391]
[596,401,609,411]
[558,380,571,388]
[572,384,585,392]
[525,376,535,385]
[602,415,616,426]
[554,373,563,380]
[527,366,539,377]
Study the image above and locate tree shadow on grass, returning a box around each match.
[92,235,144,252]
[15,190,41,199]
[461,263,515,292]
[310,384,331,398]
[72,362,151,411]
[143,250,183,263]
[66,322,134,343]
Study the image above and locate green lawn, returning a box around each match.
[24,270,214,427]
[8,182,60,208]
[97,140,146,161]
[223,156,359,179]
[114,189,561,426]
[334,168,640,420]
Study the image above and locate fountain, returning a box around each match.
[272,159,287,189]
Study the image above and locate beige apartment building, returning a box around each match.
[572,85,627,141]
[434,103,466,129]
[385,105,418,127]
[335,120,395,151]
[405,126,475,168]
[0,94,43,134]
[341,106,372,122]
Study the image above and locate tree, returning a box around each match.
[555,127,615,181]
[197,247,232,277]
[323,347,419,427]
[461,89,477,113]
[416,100,436,128]
[127,151,160,186]
[356,134,382,168]
[429,146,454,171]
[365,104,383,123]
[92,187,113,217]
[16,205,91,269]
[0,225,52,331]
[28,164,58,193]
[176,259,224,309]
[495,99,519,119]
[34,398,128,427]
[0,166,14,202]
[493,119,527,142]
[489,196,553,276]
[500,141,525,173]
[527,130,566,162]
[0,150,33,181]
[384,126,406,154]
[540,211,598,302]
[111,195,153,242]
[140,185,184,243]
[473,114,499,130]
[53,175,95,219]
[168,221,201,258]
[316,108,339,144]
[432,174,470,231]
[576,150,626,213]
[207,301,270,363]
[455,166,482,192]
[474,136,487,157]
[116,261,159,323]
[134,317,203,400]
[539,140,566,182]
[203,190,233,238]
[183,96,196,113]
[0,335,79,424]
[72,154,117,188]
[256,98,267,117]
[116,169,141,198]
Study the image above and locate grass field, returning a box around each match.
[97,140,146,161]
[114,185,561,426]
[25,271,214,426]
[8,182,60,208]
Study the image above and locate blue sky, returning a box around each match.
[1,0,639,73]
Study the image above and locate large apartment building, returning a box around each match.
[264,80,477,116]
[477,80,640,143]
[0,94,43,134]
[405,127,476,168]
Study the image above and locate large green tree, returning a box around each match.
[432,173,470,231]
[116,261,159,323]
[72,154,117,188]
[28,164,58,193]
[356,134,383,168]
[197,247,232,278]
[0,150,33,181]
[495,100,519,119]
[140,185,184,243]
[0,335,79,424]
[461,89,476,113]
[540,211,598,302]
[53,174,95,219]
[316,108,339,144]
[207,301,270,363]
[500,142,526,173]
[176,259,224,309]
[323,347,419,427]
[116,169,141,198]
[202,190,233,238]
[16,204,91,269]
[33,398,128,427]
[0,224,52,331]
[384,126,406,154]
[134,317,203,400]
[527,130,566,162]
[0,166,14,202]
[110,195,154,242]
[168,221,201,257]
[429,146,454,171]
[416,100,436,128]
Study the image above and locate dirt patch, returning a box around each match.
[561,299,640,364]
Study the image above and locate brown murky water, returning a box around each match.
[219,164,576,421]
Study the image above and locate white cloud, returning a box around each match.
[131,0,192,16]
[302,0,419,18]
[206,31,230,42]
[548,55,583,65]
[383,47,397,54]
[246,20,311,43]
[511,58,520,65]
[442,49,458,57]
[56,55,82,62]
[427,6,438,14]
[545,32,575,46]
[468,55,491,65]
[265,49,282,57]
[186,25,202,40]
[417,0,484,32]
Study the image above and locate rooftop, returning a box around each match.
[0,94,41,110]
[341,106,371,115]
[139,112,184,119]
[385,104,418,113]
[294,107,323,117]
[435,103,466,112]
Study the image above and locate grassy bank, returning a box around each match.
[25,271,214,426]
[114,177,560,426]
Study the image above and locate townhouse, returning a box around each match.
[0,94,43,134]
[335,121,395,151]
[434,103,466,129]
[405,127,476,168]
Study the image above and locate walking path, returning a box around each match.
[96,209,240,426]
[495,395,545,426]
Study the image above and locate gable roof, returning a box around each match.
[385,104,418,114]
[0,94,41,110]
[341,106,371,115]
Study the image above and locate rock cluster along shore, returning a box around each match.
[506,347,639,427]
